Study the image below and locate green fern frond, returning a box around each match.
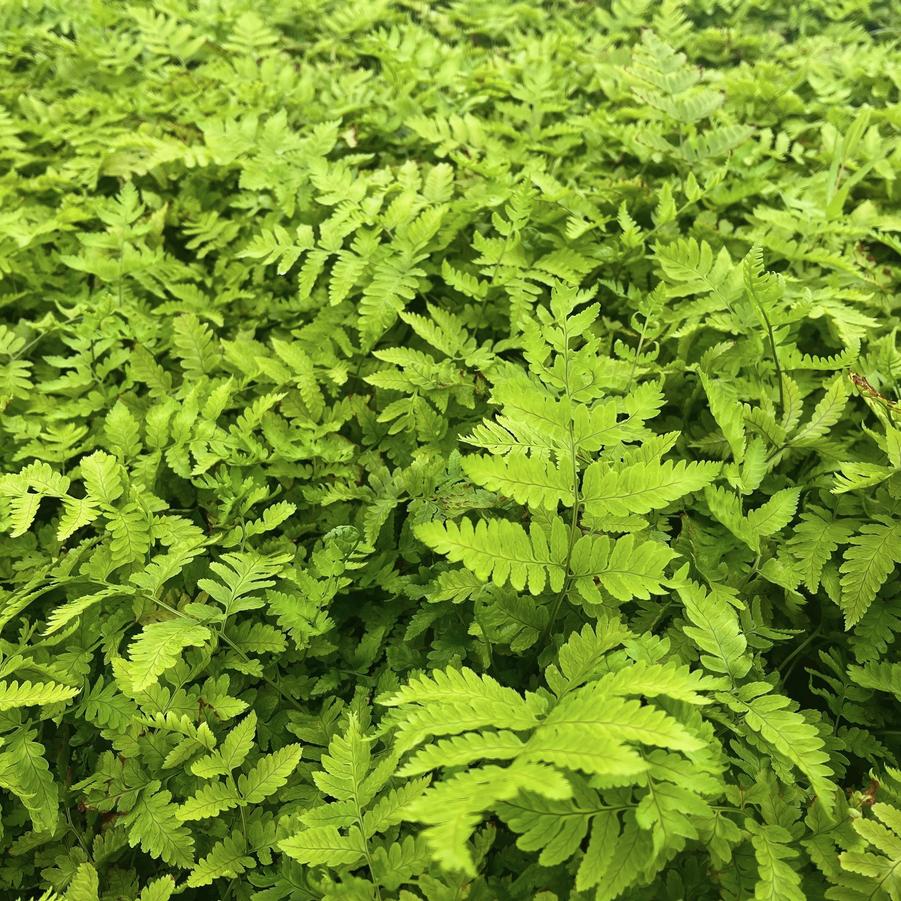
[414,517,568,594]
[840,521,901,628]
[0,680,79,711]
[120,620,212,691]
[581,459,720,519]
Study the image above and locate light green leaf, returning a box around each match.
[122,619,211,691]
[237,743,302,803]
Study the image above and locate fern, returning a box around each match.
[676,575,752,681]
[788,507,856,592]
[124,787,195,868]
[281,714,428,890]
[738,693,836,812]
[461,453,572,511]
[119,620,212,691]
[414,517,567,595]
[0,732,59,832]
[748,822,805,901]
[403,762,572,874]
[581,458,720,519]
[0,2,898,898]
[840,521,901,628]
[0,680,79,711]
[237,744,302,803]
[187,831,255,887]
[831,802,901,899]
[177,781,240,822]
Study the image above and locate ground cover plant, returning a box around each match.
[0,0,900,898]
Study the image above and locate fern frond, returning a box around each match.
[414,517,567,594]
[0,679,79,710]
[676,576,751,681]
[0,732,59,832]
[176,780,240,821]
[593,660,728,704]
[740,693,836,812]
[581,459,719,519]
[787,508,856,592]
[398,731,525,777]
[748,821,805,901]
[311,714,372,803]
[839,521,901,628]
[544,617,633,697]
[833,802,901,899]
[197,551,291,615]
[192,711,257,777]
[362,778,431,837]
[237,744,302,803]
[572,382,665,451]
[403,762,571,875]
[124,786,195,867]
[381,666,547,753]
[847,663,901,700]
[107,503,152,568]
[64,863,99,901]
[461,453,572,511]
[121,620,211,691]
[79,450,124,505]
[700,372,746,462]
[530,686,705,765]
[569,532,677,603]
[381,665,542,710]
[499,788,594,867]
[56,496,100,542]
[791,373,851,447]
[137,876,175,901]
[279,825,367,868]
[186,831,254,887]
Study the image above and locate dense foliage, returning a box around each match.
[1,0,900,898]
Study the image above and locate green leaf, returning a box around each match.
[381,666,547,754]
[237,744,302,803]
[187,831,255,887]
[107,503,152,567]
[44,588,121,635]
[840,521,901,628]
[462,452,572,511]
[105,401,142,458]
[177,780,240,821]
[677,576,751,681]
[788,507,856,592]
[701,372,746,462]
[57,495,100,542]
[312,714,371,802]
[138,877,176,901]
[0,679,79,710]
[279,825,367,867]
[64,863,99,901]
[404,763,571,875]
[791,373,851,447]
[122,619,212,691]
[414,517,567,595]
[740,693,836,813]
[80,450,124,504]
[748,821,805,901]
[192,711,257,777]
[569,533,677,603]
[544,617,633,697]
[746,488,801,537]
[581,459,720,519]
[125,787,195,868]
[526,684,705,774]
[0,731,59,832]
